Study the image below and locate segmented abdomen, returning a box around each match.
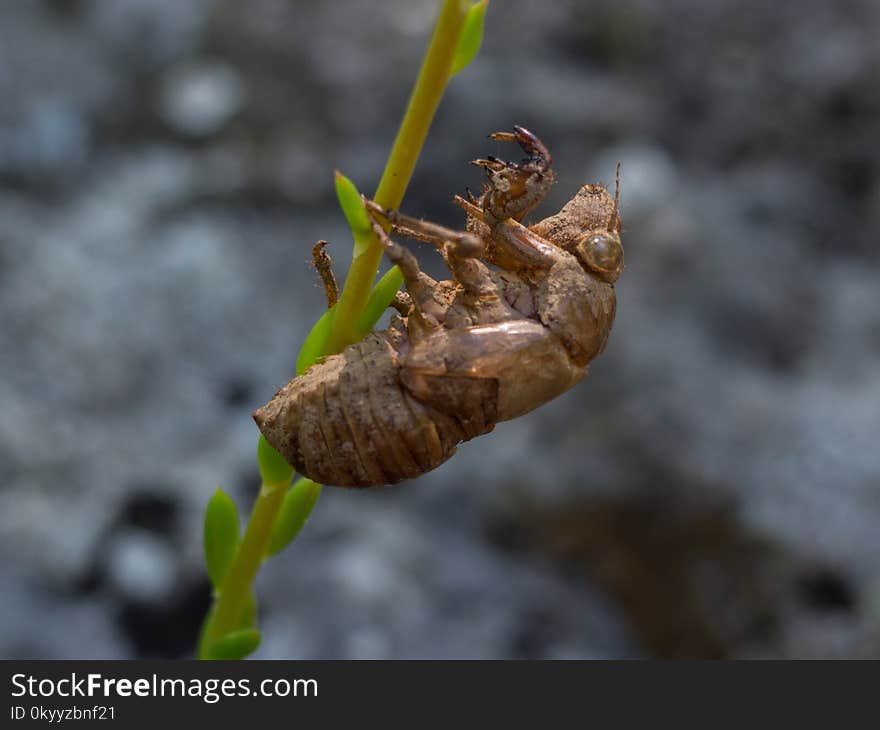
[253,329,484,487]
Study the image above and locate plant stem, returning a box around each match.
[322,0,470,354]
[204,479,287,647]
[200,0,473,656]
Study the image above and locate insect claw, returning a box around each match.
[488,131,518,143]
[484,153,523,171]
[368,216,393,250]
[363,196,390,222]
[488,125,552,172]
[454,194,485,221]
[471,157,506,172]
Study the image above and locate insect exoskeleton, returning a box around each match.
[254,127,624,487]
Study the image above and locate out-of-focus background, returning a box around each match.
[2,0,879,659]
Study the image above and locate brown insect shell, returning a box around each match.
[528,183,622,252]
[542,183,621,353]
[469,183,622,367]
[255,183,623,488]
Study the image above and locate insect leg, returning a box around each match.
[365,199,482,258]
[453,198,561,272]
[369,218,446,328]
[311,240,339,309]
[490,219,562,269]
[454,194,484,220]
[444,254,499,299]
[364,198,499,302]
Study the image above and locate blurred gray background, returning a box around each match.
[2,0,879,659]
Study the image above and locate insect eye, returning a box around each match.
[577,233,623,283]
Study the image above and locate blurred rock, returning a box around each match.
[1,98,91,179]
[105,530,178,606]
[0,566,127,659]
[159,62,247,138]
[86,0,215,67]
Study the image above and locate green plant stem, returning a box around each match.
[323,0,470,354]
[204,479,287,647]
[200,0,473,657]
